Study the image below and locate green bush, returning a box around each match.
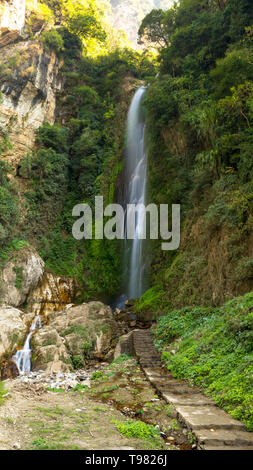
[36,123,69,153]
[0,160,20,247]
[41,29,64,54]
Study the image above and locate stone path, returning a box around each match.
[132,329,253,450]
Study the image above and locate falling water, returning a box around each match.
[116,86,150,306]
[13,315,41,375]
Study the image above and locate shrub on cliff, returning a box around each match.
[41,29,64,54]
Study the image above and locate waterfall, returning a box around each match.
[114,86,149,309]
[13,315,41,375]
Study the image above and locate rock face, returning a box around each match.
[0,0,26,33]
[33,326,71,374]
[0,40,62,168]
[27,272,75,316]
[32,302,121,372]
[0,306,26,357]
[0,246,45,307]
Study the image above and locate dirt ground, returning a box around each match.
[0,357,192,451]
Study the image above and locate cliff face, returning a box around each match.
[0,1,63,169]
[0,0,26,32]
[0,40,63,169]
[0,5,70,319]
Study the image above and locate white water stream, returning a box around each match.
[13,315,41,375]
[115,86,150,307]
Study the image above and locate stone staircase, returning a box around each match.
[132,329,253,450]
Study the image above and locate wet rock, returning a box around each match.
[125,299,136,307]
[104,349,115,362]
[0,358,19,380]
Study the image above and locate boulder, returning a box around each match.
[1,358,19,380]
[26,272,75,316]
[32,301,121,372]
[0,246,45,308]
[0,306,26,357]
[32,326,71,373]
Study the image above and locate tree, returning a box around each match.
[41,0,107,43]
[67,12,106,42]
[138,9,170,47]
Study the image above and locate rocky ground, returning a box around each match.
[0,245,192,451]
[0,356,193,451]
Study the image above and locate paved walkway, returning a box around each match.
[132,329,253,450]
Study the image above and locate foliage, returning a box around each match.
[39,0,107,51]
[0,160,20,248]
[136,3,253,426]
[15,26,155,301]
[138,8,172,47]
[210,48,253,99]
[112,418,160,440]
[111,354,132,365]
[0,381,6,406]
[91,370,103,380]
[137,0,253,310]
[153,292,253,431]
[40,29,64,53]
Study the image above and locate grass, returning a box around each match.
[112,419,161,446]
[110,354,133,365]
[72,384,89,392]
[25,391,169,451]
[46,387,65,393]
[153,291,253,431]
[29,437,80,450]
[0,382,7,405]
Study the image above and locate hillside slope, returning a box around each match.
[136,0,253,314]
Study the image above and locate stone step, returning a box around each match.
[196,429,253,448]
[203,445,253,451]
[175,405,246,431]
[132,329,253,451]
[158,386,199,396]
[161,391,215,406]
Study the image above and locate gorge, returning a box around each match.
[0,0,253,451]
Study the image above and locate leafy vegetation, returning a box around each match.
[40,29,64,54]
[0,160,20,250]
[112,418,161,441]
[134,0,253,310]
[0,0,252,434]
[152,291,253,430]
[3,1,156,302]
[0,381,6,406]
